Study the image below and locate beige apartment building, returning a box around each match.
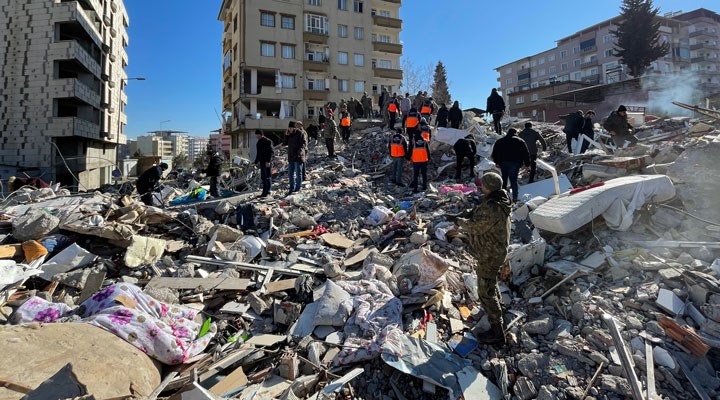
[218,0,403,159]
[495,8,720,121]
[0,0,131,191]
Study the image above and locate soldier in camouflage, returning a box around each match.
[459,171,512,345]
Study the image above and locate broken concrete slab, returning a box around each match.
[124,235,166,268]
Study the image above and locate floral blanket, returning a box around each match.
[13,283,215,365]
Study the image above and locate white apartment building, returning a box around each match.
[187,137,210,162]
[0,0,131,191]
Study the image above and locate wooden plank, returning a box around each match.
[279,230,314,239]
[343,248,373,267]
[209,367,248,396]
[264,278,297,294]
[246,334,286,347]
[77,271,106,304]
[321,233,355,250]
[258,268,274,294]
[645,343,656,400]
[147,371,178,400]
[146,277,249,291]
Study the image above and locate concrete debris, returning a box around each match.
[1,115,720,399]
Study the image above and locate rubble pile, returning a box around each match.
[1,112,720,400]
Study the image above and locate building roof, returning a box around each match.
[543,78,642,103]
[672,8,720,22]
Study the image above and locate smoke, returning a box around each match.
[644,70,704,117]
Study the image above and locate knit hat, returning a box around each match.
[617,105,627,112]
[481,172,503,192]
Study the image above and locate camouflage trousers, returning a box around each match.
[477,276,503,324]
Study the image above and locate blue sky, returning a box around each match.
[123,0,716,138]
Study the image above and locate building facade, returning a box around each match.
[187,136,210,162]
[210,133,232,157]
[0,0,131,191]
[495,8,720,120]
[218,0,403,159]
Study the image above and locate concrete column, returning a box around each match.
[250,68,257,95]
[250,98,257,115]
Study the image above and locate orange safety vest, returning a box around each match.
[341,117,351,127]
[411,146,429,163]
[390,143,405,157]
[420,105,431,114]
[421,131,430,141]
[388,103,398,113]
[406,116,419,128]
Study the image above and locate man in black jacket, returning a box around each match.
[254,129,274,198]
[518,122,547,183]
[454,135,477,181]
[561,110,584,153]
[436,103,449,128]
[286,120,307,195]
[448,101,463,129]
[603,105,638,149]
[137,162,168,205]
[491,128,530,202]
[486,88,506,134]
[205,152,223,197]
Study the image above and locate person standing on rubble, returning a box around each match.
[491,128,530,202]
[561,110,584,153]
[405,106,420,137]
[579,110,596,154]
[413,90,425,110]
[388,128,408,186]
[603,105,638,149]
[339,98,347,115]
[254,129,274,198]
[448,100,463,129]
[387,95,400,130]
[518,122,547,184]
[205,151,223,198]
[136,162,168,206]
[420,97,434,125]
[409,130,430,193]
[459,172,512,345]
[339,110,352,144]
[323,110,340,158]
[361,92,372,119]
[296,121,309,181]
[286,120,307,195]
[486,88,506,134]
[419,118,432,142]
[348,97,357,119]
[400,93,412,127]
[454,135,477,181]
[436,103,449,128]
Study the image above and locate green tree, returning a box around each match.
[172,152,190,169]
[611,0,670,77]
[431,61,451,105]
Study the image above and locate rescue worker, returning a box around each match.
[491,128,530,203]
[400,93,412,127]
[580,110,596,154]
[205,151,223,198]
[603,105,638,149]
[413,90,425,110]
[561,110,584,153]
[339,98,347,114]
[419,118,432,142]
[460,172,512,345]
[486,88,506,134]
[286,120,307,195]
[436,103,449,128]
[420,97,434,124]
[323,110,340,158]
[448,100,463,129]
[518,122,547,183]
[453,135,477,181]
[348,97,357,119]
[137,162,168,205]
[361,92,373,119]
[409,130,430,193]
[388,128,408,186]
[254,129,274,198]
[339,110,352,144]
[404,106,420,137]
[387,95,399,130]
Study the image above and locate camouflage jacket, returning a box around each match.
[461,189,512,278]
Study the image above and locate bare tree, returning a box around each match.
[400,58,433,95]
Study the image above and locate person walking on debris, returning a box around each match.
[579,110,596,154]
[340,110,352,144]
[436,103,449,128]
[459,171,512,345]
[420,96,434,125]
[354,99,364,120]
[603,105,638,149]
[409,130,430,193]
[491,128,530,202]
[136,162,168,206]
[387,95,399,130]
[454,135,477,181]
[339,98,347,115]
[323,110,340,158]
[361,92,372,119]
[486,88,506,134]
[348,97,357,119]
[448,100,463,129]
[254,129,274,198]
[318,109,327,132]
[388,128,408,187]
[404,106,420,137]
[297,121,309,180]
[306,123,320,147]
[205,151,223,198]
[561,109,584,153]
[286,120,307,195]
[419,118,432,142]
[400,93,412,127]
[518,122,547,183]
[413,90,424,110]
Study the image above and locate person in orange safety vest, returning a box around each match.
[387,96,400,130]
[409,131,430,193]
[420,97,435,124]
[388,128,408,186]
[339,110,352,144]
[404,107,420,137]
[419,118,432,142]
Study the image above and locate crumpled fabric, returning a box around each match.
[12,283,215,365]
[439,184,478,195]
[333,279,403,365]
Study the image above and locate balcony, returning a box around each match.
[372,15,402,29]
[581,45,597,53]
[373,41,402,54]
[690,42,718,50]
[48,78,101,107]
[304,59,329,72]
[691,56,717,63]
[304,30,329,44]
[48,41,101,76]
[581,59,598,68]
[373,66,403,80]
[690,30,716,38]
[244,117,296,131]
[49,117,101,139]
[380,0,401,3]
[582,74,600,84]
[223,93,232,109]
[303,89,329,101]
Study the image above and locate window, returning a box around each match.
[307,106,316,118]
[561,63,568,71]
[574,72,582,80]
[354,0,363,13]
[308,0,321,5]
[505,78,512,85]
[518,112,525,118]
[516,96,525,104]
[338,24,348,38]
[260,12,275,27]
[574,59,581,67]
[338,51,348,64]
[338,79,349,92]
[604,49,613,58]
[531,60,537,67]
[281,15,295,29]
[548,54,556,62]
[281,74,295,89]
[354,53,364,66]
[306,78,326,90]
[378,59,392,68]
[539,57,545,64]
[539,68,546,76]
[338,0,347,10]
[261,42,275,57]
[531,82,539,88]
[532,109,538,117]
[376,34,392,43]
[281,44,295,59]
[560,50,567,59]
[505,67,512,74]
[549,65,557,74]
[531,93,539,101]
[223,51,231,70]
[305,14,328,34]
[664,63,671,72]
[354,81,364,92]
[354,27,364,40]
[573,46,580,54]
[372,84,378,94]
[603,34,613,44]
[233,14,238,32]
[378,10,390,17]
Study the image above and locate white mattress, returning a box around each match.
[529,175,676,234]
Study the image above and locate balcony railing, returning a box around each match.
[372,15,402,29]
[372,41,402,54]
[373,66,403,80]
[304,59,330,72]
[304,30,329,44]
[303,89,329,101]
[581,45,597,53]
[690,42,718,50]
[581,59,598,68]
[690,30,716,38]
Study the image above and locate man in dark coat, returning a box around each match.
[561,110,584,153]
[286,120,307,195]
[448,101,463,129]
[491,128,530,202]
[580,110,596,153]
[254,129,274,198]
[454,135,477,181]
[603,105,638,148]
[205,152,223,197]
[436,103,449,128]
[137,162,168,205]
[518,122,547,183]
[486,88,506,134]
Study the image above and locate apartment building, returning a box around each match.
[0,0,131,191]
[218,0,403,159]
[210,133,232,156]
[137,131,188,160]
[495,8,720,121]
[187,137,210,162]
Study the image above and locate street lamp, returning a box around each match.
[114,77,145,176]
[160,119,171,131]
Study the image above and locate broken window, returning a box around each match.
[353,0,363,13]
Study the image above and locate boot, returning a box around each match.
[475,320,506,345]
